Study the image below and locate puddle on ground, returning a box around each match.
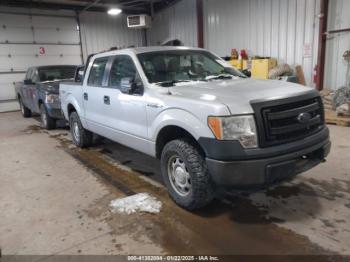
[265,185,301,199]
[30,128,341,257]
[306,178,350,195]
[22,125,42,134]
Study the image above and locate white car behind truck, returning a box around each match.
[60,46,331,210]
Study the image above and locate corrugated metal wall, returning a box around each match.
[148,0,198,47]
[79,11,144,60]
[325,0,350,90]
[203,0,320,86]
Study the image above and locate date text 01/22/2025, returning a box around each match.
[127,255,220,261]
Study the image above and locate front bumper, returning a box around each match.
[202,128,331,188]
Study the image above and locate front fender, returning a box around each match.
[150,108,214,142]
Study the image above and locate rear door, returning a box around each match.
[82,56,109,131]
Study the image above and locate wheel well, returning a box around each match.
[155,126,204,159]
[67,104,76,116]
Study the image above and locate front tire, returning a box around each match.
[161,139,214,210]
[19,98,31,118]
[40,104,56,130]
[69,112,92,148]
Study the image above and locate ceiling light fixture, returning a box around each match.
[107,8,122,16]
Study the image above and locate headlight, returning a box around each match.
[45,94,60,104]
[208,115,258,148]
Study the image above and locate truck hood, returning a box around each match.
[168,79,315,114]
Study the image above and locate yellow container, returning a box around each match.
[229,59,243,70]
[251,59,277,79]
[242,60,249,70]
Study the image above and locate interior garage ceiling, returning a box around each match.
[0,0,180,14]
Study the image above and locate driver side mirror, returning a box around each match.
[120,77,143,95]
[24,79,33,85]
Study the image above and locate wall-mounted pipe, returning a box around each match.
[0,42,79,45]
[76,11,84,64]
[196,0,204,48]
[325,28,350,35]
[0,10,75,18]
[316,0,329,91]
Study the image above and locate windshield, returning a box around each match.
[137,50,244,85]
[38,66,76,82]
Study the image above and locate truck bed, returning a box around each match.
[59,82,84,121]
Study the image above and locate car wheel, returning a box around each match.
[40,104,56,130]
[161,139,214,210]
[19,98,31,118]
[69,111,92,148]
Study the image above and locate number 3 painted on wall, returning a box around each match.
[39,47,46,55]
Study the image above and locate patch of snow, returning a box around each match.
[110,193,162,215]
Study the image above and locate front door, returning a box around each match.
[103,55,148,140]
[22,69,35,110]
[95,55,148,153]
[28,69,40,112]
[83,55,148,153]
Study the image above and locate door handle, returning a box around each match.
[104,95,110,105]
[147,103,163,108]
[83,92,88,100]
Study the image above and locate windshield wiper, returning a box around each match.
[155,80,188,87]
[156,79,211,87]
[205,74,234,81]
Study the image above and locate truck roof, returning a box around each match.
[94,46,205,58]
[131,46,205,54]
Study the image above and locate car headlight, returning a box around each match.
[208,115,258,148]
[45,94,60,104]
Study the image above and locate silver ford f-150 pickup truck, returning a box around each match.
[60,46,331,210]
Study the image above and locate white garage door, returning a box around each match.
[0,11,82,112]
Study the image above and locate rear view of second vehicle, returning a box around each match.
[15,65,77,129]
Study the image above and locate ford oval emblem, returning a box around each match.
[297,112,312,124]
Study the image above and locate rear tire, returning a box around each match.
[19,98,31,118]
[40,104,56,130]
[69,111,92,148]
[160,139,214,210]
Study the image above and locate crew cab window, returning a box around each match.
[108,56,138,89]
[25,69,33,80]
[32,70,40,84]
[88,57,108,86]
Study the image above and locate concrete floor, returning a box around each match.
[0,111,350,259]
